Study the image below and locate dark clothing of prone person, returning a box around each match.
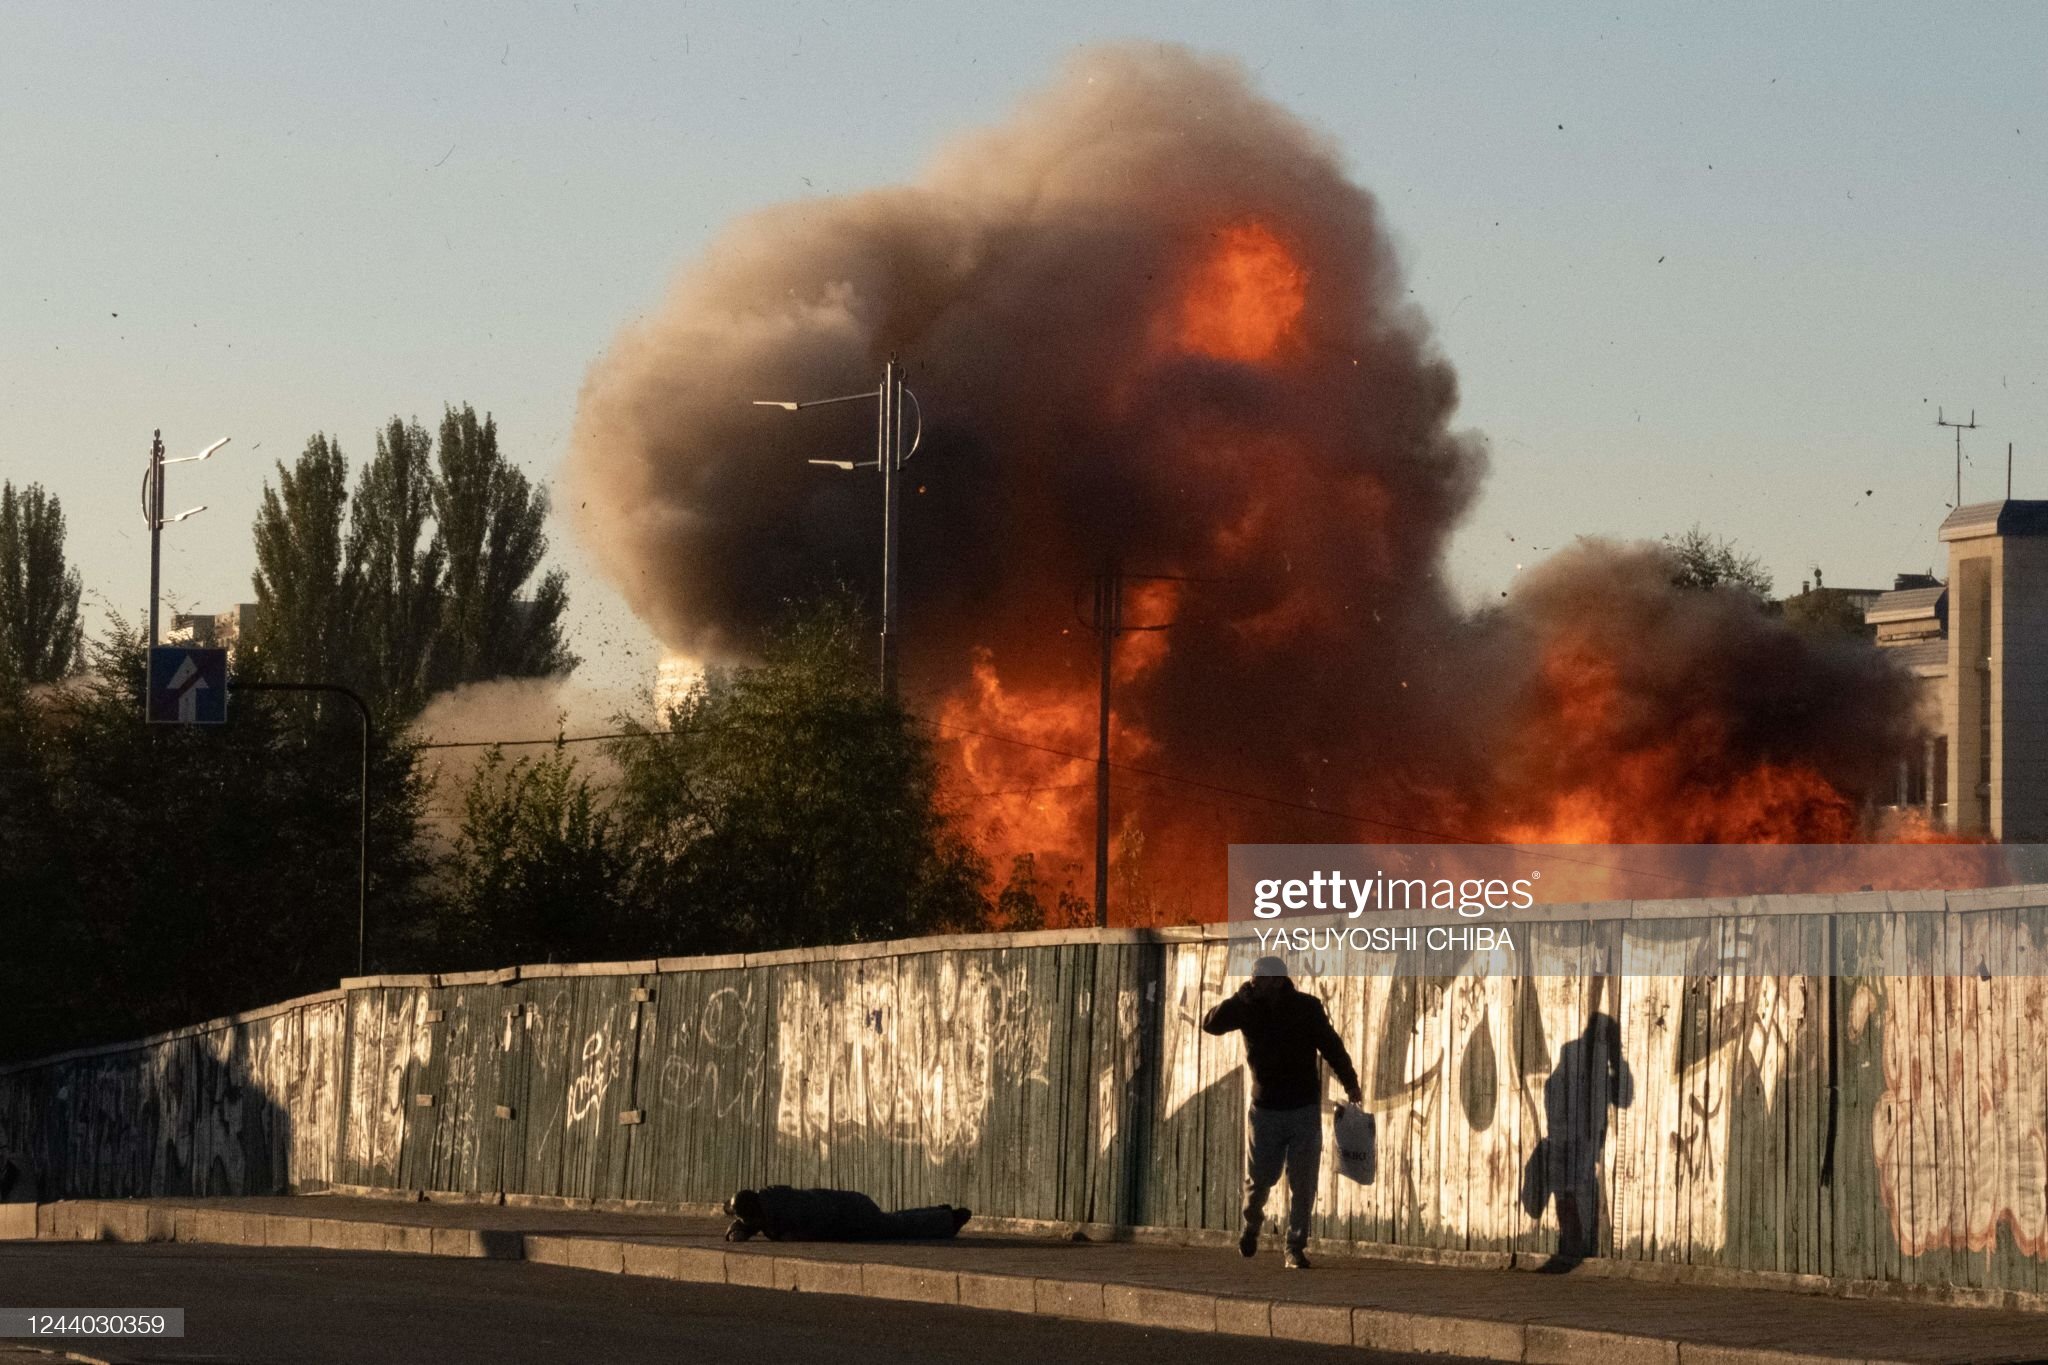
[723,1186,972,1242]
[1201,956,1362,1269]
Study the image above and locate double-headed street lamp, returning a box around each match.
[140,429,231,645]
[754,358,923,697]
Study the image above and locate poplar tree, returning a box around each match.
[248,434,358,682]
[431,403,574,689]
[350,418,445,714]
[0,481,84,685]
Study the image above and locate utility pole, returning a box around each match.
[1081,564,1183,929]
[1091,561,1121,929]
[1938,407,1978,508]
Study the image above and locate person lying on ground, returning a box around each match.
[722,1186,973,1242]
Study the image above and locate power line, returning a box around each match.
[415,728,694,751]
[959,780,1093,800]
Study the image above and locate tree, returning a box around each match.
[607,593,987,955]
[995,853,1087,931]
[350,418,444,715]
[1663,524,1773,601]
[247,435,358,682]
[445,747,630,964]
[0,622,437,1061]
[0,482,83,684]
[432,404,575,689]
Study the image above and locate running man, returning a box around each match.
[1201,955,1362,1269]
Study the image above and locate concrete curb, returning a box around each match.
[301,1184,2048,1317]
[29,1201,1927,1365]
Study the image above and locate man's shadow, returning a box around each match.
[1522,1012,1632,1271]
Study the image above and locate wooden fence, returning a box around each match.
[4,886,2046,1295]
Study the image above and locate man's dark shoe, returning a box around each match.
[951,1206,973,1232]
[1284,1249,1311,1270]
[1237,1223,1260,1258]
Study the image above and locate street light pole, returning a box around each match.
[139,430,230,647]
[754,359,921,698]
[148,432,163,647]
[878,357,902,697]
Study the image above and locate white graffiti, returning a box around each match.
[566,1026,623,1127]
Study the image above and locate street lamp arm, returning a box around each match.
[753,390,881,411]
[163,437,231,465]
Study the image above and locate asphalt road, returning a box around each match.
[0,1243,1473,1365]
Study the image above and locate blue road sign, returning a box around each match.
[147,646,229,724]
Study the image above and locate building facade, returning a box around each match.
[1868,500,2048,841]
[166,603,259,661]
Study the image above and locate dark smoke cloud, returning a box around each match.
[569,44,1922,883]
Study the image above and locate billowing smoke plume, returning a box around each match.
[411,675,620,846]
[568,45,1923,916]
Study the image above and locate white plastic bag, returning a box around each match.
[1333,1102,1376,1185]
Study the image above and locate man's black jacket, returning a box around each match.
[1201,981,1361,1110]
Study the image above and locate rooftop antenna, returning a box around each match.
[1937,407,1977,508]
[2008,442,2014,500]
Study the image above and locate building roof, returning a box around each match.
[1884,639,1949,675]
[1865,584,1947,625]
[1937,499,2048,541]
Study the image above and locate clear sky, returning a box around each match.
[6,1,2045,702]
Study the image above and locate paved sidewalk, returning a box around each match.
[28,1195,2048,1364]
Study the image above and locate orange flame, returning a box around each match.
[1174,223,1308,362]
[934,218,1952,928]
[1489,634,1861,844]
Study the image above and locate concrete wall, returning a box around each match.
[5,887,2048,1295]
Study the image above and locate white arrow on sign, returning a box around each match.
[165,655,210,721]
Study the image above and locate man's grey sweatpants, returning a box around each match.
[1242,1102,1322,1252]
